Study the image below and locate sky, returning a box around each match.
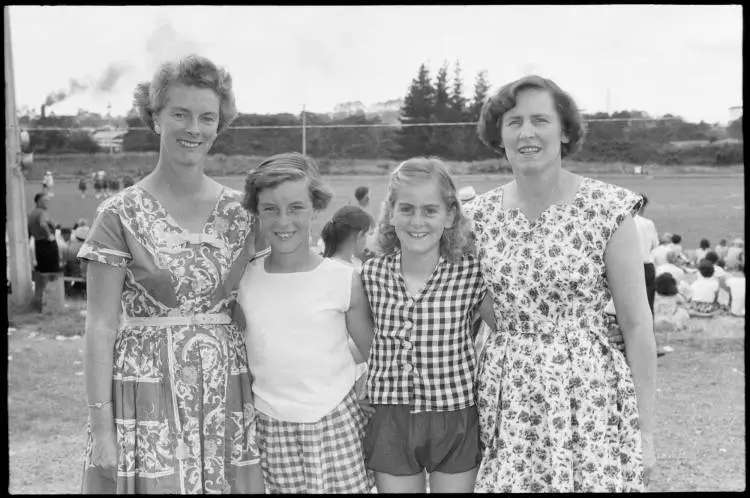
[7,5,743,124]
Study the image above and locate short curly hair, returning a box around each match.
[243,152,333,215]
[133,54,238,134]
[477,74,585,159]
[376,157,471,262]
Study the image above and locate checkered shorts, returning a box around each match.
[255,387,375,493]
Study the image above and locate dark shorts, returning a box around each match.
[364,404,481,476]
[644,262,656,316]
[34,239,60,273]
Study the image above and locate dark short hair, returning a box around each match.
[34,192,46,204]
[671,234,682,244]
[698,259,715,278]
[699,238,711,250]
[704,251,719,264]
[477,74,585,159]
[354,186,369,202]
[655,272,678,296]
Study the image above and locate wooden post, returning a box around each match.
[5,7,34,309]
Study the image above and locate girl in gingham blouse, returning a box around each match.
[361,157,495,493]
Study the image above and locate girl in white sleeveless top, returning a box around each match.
[237,153,375,494]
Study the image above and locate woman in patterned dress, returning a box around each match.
[79,55,264,493]
[465,75,657,492]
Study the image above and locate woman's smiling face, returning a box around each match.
[154,83,221,167]
[500,87,569,175]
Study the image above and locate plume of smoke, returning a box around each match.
[44,62,133,108]
[144,19,202,72]
[96,62,133,93]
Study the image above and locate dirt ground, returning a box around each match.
[6,298,746,493]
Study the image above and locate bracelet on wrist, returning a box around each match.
[87,400,113,409]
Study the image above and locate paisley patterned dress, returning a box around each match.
[466,177,645,492]
[79,185,260,494]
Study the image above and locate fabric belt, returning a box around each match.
[122,313,232,327]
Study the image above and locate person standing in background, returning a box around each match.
[78,176,88,199]
[633,193,659,316]
[42,170,55,198]
[27,192,60,273]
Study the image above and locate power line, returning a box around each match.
[14,117,686,132]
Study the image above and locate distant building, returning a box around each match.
[92,128,126,153]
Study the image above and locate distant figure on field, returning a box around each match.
[78,176,88,199]
[687,259,721,315]
[27,192,60,273]
[715,239,729,261]
[668,234,689,265]
[354,185,370,209]
[650,232,672,266]
[108,176,121,194]
[693,238,711,265]
[42,170,55,197]
[725,264,745,317]
[653,273,690,333]
[724,238,744,271]
[93,170,105,199]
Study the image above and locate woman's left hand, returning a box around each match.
[605,315,626,352]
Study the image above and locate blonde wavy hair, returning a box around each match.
[377,157,471,262]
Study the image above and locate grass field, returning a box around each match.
[25,172,745,249]
[7,299,745,493]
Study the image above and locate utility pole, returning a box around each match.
[301,104,306,156]
[5,7,34,308]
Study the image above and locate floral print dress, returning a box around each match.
[466,177,644,492]
[79,185,260,494]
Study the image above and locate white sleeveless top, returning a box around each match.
[238,255,357,423]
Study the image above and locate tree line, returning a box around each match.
[20,61,743,166]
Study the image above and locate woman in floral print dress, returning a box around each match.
[79,55,264,493]
[465,75,657,492]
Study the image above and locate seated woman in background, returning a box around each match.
[655,252,688,292]
[687,259,721,316]
[725,264,745,317]
[724,238,744,272]
[693,238,711,265]
[653,272,690,333]
[668,234,690,265]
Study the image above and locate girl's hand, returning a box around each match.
[604,314,626,352]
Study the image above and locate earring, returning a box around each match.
[154,124,161,135]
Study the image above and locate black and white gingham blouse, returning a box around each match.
[361,250,487,413]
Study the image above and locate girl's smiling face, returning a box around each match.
[257,179,315,254]
[389,179,455,258]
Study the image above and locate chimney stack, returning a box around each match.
[40,104,46,120]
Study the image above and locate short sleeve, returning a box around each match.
[602,186,643,244]
[77,199,132,268]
